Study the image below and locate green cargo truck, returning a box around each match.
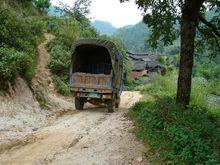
[69,39,125,112]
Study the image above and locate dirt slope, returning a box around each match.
[32,33,74,110]
[0,33,75,153]
[0,91,149,165]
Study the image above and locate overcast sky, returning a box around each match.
[51,0,143,28]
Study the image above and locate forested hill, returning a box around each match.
[113,22,150,52]
[91,21,158,53]
[90,21,151,53]
[113,22,180,54]
[91,20,118,36]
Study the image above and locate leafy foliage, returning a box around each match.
[120,0,219,106]
[124,78,145,91]
[129,69,220,163]
[52,76,71,96]
[0,4,44,90]
[56,0,91,22]
[121,0,219,50]
[130,97,219,164]
[0,5,42,56]
[141,70,219,109]
[33,0,51,14]
[0,46,34,89]
[47,1,98,95]
[48,42,71,78]
[194,59,220,80]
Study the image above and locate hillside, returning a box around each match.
[91,20,118,36]
[114,22,150,52]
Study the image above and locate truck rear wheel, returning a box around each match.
[115,97,121,108]
[75,97,84,110]
[107,100,115,113]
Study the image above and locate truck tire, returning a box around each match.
[75,97,84,110]
[107,100,115,113]
[115,97,121,108]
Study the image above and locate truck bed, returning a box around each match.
[69,72,112,91]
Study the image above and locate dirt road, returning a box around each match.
[0,91,149,165]
[0,33,149,164]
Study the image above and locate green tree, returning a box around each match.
[120,0,220,106]
[57,0,91,22]
[33,0,51,13]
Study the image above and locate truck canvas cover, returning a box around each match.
[70,39,123,88]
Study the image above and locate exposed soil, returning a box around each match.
[0,33,149,164]
[0,33,75,153]
[0,92,149,165]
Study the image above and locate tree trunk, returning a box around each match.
[176,0,203,106]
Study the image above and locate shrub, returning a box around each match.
[130,69,220,164]
[0,4,44,90]
[46,17,80,48]
[194,60,220,80]
[48,42,71,78]
[124,77,151,91]
[130,97,220,164]
[141,70,219,112]
[52,76,71,96]
[47,40,71,96]
[141,70,178,98]
[47,16,98,96]
[0,46,34,89]
[0,5,42,56]
[24,16,45,37]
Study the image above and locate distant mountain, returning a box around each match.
[113,22,150,52]
[91,20,118,36]
[121,25,134,29]
[113,22,180,54]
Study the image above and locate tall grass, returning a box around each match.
[140,70,219,113]
[130,70,220,164]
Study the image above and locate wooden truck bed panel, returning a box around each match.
[69,72,112,90]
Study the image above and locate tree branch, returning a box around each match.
[198,14,220,38]
[197,24,220,48]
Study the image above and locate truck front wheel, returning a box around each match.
[75,97,84,110]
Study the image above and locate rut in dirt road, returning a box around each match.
[0,92,150,165]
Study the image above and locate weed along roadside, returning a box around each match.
[128,71,220,164]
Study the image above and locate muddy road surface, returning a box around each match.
[0,91,150,165]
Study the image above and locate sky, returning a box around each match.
[51,0,143,28]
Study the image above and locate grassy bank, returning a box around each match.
[129,71,220,164]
